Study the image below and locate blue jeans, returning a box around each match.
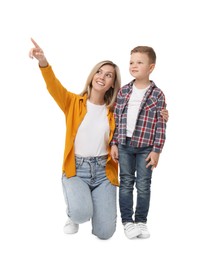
[118,139,153,223]
[62,155,117,240]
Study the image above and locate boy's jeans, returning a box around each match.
[118,139,153,223]
[62,155,117,239]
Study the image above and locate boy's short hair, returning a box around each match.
[130,46,156,64]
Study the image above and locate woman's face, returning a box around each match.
[91,64,115,95]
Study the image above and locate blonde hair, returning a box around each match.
[80,60,121,111]
[131,46,156,64]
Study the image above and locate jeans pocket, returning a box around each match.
[97,157,107,167]
[75,157,84,169]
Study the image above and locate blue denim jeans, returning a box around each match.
[118,138,153,223]
[62,155,117,240]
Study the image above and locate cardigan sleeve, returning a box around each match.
[40,65,76,113]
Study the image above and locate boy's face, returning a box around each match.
[129,52,155,80]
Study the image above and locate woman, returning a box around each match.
[29,38,121,239]
[29,38,168,239]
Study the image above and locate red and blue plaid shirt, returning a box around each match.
[111,80,166,153]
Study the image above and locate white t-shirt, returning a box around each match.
[74,100,109,157]
[127,85,150,137]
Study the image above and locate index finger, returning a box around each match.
[31,37,40,48]
[146,162,151,168]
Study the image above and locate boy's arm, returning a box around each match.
[153,92,167,153]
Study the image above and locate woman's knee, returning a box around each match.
[92,223,116,240]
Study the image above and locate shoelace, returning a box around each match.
[137,223,147,231]
[124,223,135,231]
[66,218,76,226]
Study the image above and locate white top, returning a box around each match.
[127,85,150,137]
[74,100,109,157]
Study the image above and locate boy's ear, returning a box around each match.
[149,63,155,73]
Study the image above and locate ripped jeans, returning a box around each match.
[62,155,117,240]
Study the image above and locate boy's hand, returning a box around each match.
[146,151,160,170]
[110,145,119,163]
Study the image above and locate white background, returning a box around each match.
[0,0,202,259]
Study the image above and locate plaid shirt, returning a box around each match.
[111,80,166,153]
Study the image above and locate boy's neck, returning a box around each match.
[134,79,151,89]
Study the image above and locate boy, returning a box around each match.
[111,46,167,239]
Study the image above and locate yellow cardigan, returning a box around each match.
[40,65,119,186]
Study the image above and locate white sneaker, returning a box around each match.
[136,223,150,238]
[63,217,79,234]
[124,222,141,239]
